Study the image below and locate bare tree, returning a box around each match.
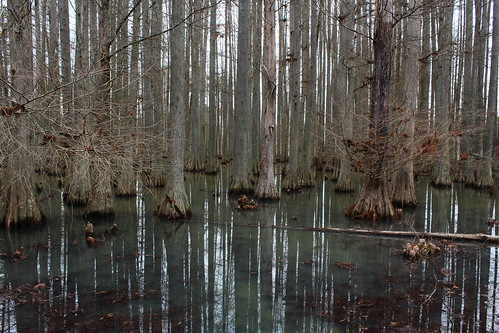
[0,0,45,227]
[255,0,279,200]
[229,0,254,194]
[346,0,399,220]
[157,0,192,219]
[478,0,498,188]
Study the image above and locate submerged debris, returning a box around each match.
[335,261,356,270]
[235,195,258,211]
[402,238,440,260]
[486,218,499,226]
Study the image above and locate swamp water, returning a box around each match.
[0,172,497,332]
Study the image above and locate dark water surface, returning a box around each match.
[0,172,498,332]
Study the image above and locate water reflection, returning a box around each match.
[0,173,497,332]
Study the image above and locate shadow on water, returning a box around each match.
[0,171,497,332]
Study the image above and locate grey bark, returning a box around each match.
[205,0,219,174]
[478,0,498,188]
[282,0,302,191]
[0,0,45,227]
[432,0,453,187]
[228,0,254,193]
[157,0,191,219]
[255,0,279,200]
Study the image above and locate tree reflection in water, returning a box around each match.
[0,173,497,332]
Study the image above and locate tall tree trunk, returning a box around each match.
[157,0,191,219]
[187,0,206,172]
[255,0,279,200]
[59,0,72,114]
[205,0,219,174]
[251,0,263,175]
[299,0,317,187]
[114,0,137,196]
[84,0,115,217]
[432,0,453,187]
[282,0,302,191]
[390,0,419,207]
[478,0,498,188]
[347,0,398,220]
[0,0,45,228]
[335,0,355,193]
[228,0,254,193]
[277,0,289,165]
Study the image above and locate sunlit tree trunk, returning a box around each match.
[282,0,302,191]
[205,0,219,174]
[229,0,254,194]
[478,0,498,188]
[347,0,398,220]
[0,0,45,227]
[432,0,453,187]
[157,0,191,219]
[255,0,279,200]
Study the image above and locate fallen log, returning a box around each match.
[192,219,499,245]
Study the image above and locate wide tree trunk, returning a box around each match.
[228,0,254,193]
[478,0,498,188]
[0,0,45,228]
[390,0,419,207]
[346,0,399,220]
[255,0,279,200]
[432,0,453,187]
[84,0,115,217]
[157,0,191,219]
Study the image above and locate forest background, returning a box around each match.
[0,0,497,228]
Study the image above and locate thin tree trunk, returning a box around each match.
[205,0,219,174]
[187,0,206,172]
[282,0,302,191]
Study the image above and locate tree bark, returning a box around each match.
[478,0,498,188]
[432,0,453,187]
[346,0,399,220]
[84,0,115,217]
[229,0,254,193]
[255,0,279,200]
[157,0,191,219]
[205,0,219,174]
[0,0,45,227]
[390,0,419,207]
[282,0,302,191]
